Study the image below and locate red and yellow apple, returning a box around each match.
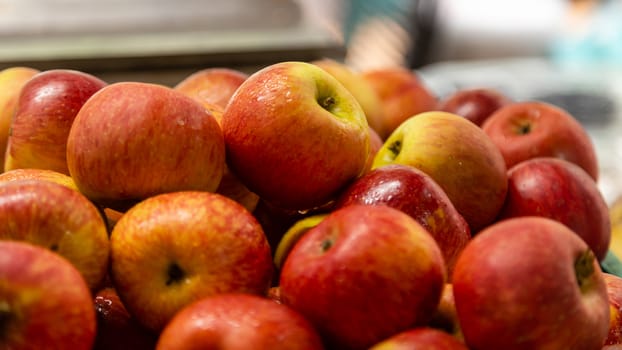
[0,66,39,167]
[482,101,599,180]
[110,191,273,332]
[222,61,370,212]
[5,69,106,174]
[66,82,225,211]
[0,179,109,291]
[373,111,508,232]
[369,327,468,350]
[603,272,622,348]
[0,240,96,349]
[174,67,248,109]
[156,293,325,350]
[0,167,78,191]
[279,204,446,349]
[452,216,610,350]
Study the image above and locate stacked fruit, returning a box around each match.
[0,59,619,350]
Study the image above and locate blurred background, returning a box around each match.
[0,0,621,201]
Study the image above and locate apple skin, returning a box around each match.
[312,58,385,137]
[603,273,622,347]
[5,69,107,175]
[0,240,96,350]
[482,101,599,180]
[222,61,370,212]
[373,111,508,233]
[93,287,158,350]
[0,66,39,167]
[499,157,610,261]
[369,327,468,350]
[0,179,109,291]
[279,204,446,350]
[174,67,248,109]
[110,191,273,332]
[156,293,325,350]
[334,164,470,276]
[66,82,225,211]
[438,87,512,126]
[362,67,437,139]
[0,167,78,191]
[429,284,463,341]
[452,216,610,350]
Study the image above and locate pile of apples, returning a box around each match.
[0,57,619,350]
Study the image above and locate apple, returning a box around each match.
[0,179,109,291]
[334,164,471,276]
[373,111,508,233]
[0,66,39,167]
[66,82,225,211]
[0,240,96,349]
[279,204,446,350]
[311,58,385,136]
[156,293,325,350]
[0,167,78,191]
[222,61,370,212]
[499,157,610,261]
[174,67,248,109]
[273,213,328,271]
[452,216,610,350]
[110,191,273,332]
[482,101,599,180]
[369,327,468,350]
[437,87,512,126]
[5,69,107,175]
[603,273,622,348]
[429,284,463,341]
[363,126,384,174]
[362,66,437,139]
[93,287,157,350]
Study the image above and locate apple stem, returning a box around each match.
[165,263,185,286]
[574,249,595,293]
[0,300,11,340]
[319,96,336,111]
[388,140,402,156]
[321,238,334,252]
[516,122,532,135]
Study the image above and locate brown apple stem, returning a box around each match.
[165,263,185,286]
[574,249,596,293]
[514,121,532,135]
[318,96,336,111]
[0,300,11,340]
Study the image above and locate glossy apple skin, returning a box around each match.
[438,87,512,126]
[0,168,78,191]
[5,69,106,174]
[369,327,468,350]
[362,67,437,139]
[499,157,610,261]
[156,293,325,350]
[222,61,370,212]
[335,164,470,276]
[280,204,446,350]
[0,66,39,167]
[604,273,622,347]
[0,240,96,350]
[0,179,109,291]
[482,101,599,180]
[66,82,225,211]
[174,67,248,109]
[93,287,157,350]
[452,217,610,350]
[110,191,273,332]
[373,111,508,233]
[312,58,385,137]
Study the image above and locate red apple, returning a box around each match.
[0,179,109,291]
[110,191,273,332]
[499,157,610,261]
[369,327,468,350]
[174,67,248,109]
[0,240,96,349]
[482,101,599,180]
[373,111,508,232]
[279,204,446,350]
[0,66,39,167]
[5,69,106,174]
[335,164,471,276]
[222,61,370,212]
[452,216,610,350]
[66,82,225,211]
[603,272,622,348]
[437,87,512,126]
[156,293,324,350]
[93,287,157,350]
[0,167,78,191]
[362,66,437,139]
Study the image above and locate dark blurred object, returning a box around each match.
[534,91,615,126]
